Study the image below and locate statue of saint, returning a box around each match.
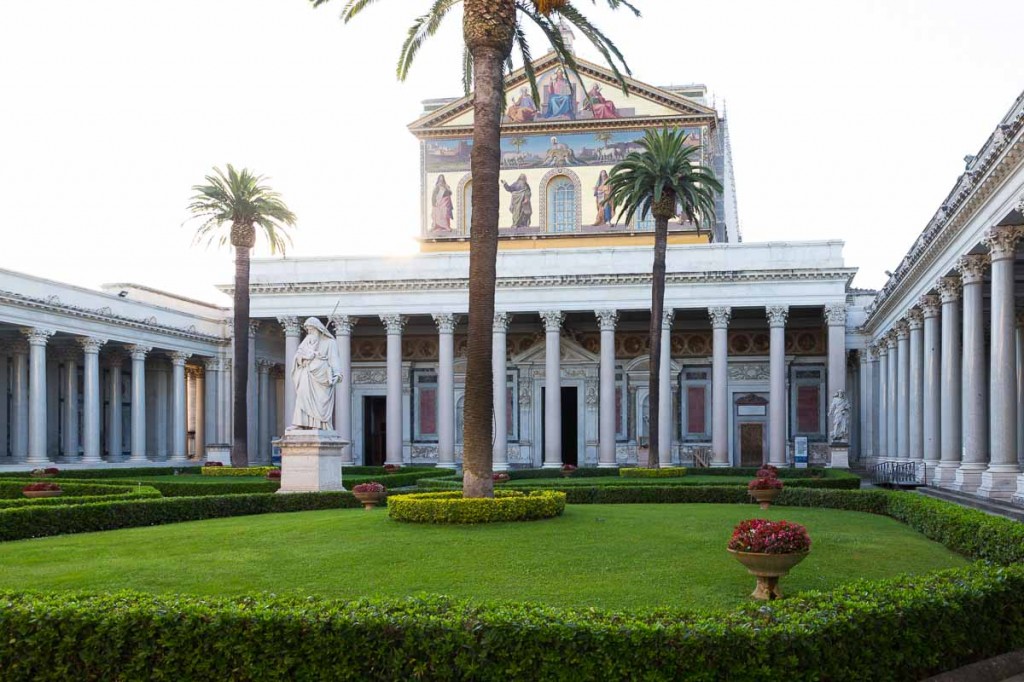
[291,317,343,430]
[828,389,850,444]
[502,174,533,228]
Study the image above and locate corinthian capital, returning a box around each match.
[127,344,151,360]
[380,314,407,335]
[493,312,511,333]
[432,313,458,334]
[956,254,989,285]
[918,295,941,319]
[330,315,357,335]
[824,303,847,326]
[21,328,54,346]
[708,306,731,328]
[906,308,924,330]
[277,316,302,337]
[540,310,564,332]
[594,310,618,332]
[78,337,107,354]
[983,226,1024,262]
[766,305,789,327]
[936,275,962,303]
[893,320,910,340]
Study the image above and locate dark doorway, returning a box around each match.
[363,396,387,466]
[541,386,579,466]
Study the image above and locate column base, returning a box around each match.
[1010,475,1024,507]
[492,462,510,472]
[25,455,49,466]
[597,462,618,468]
[276,429,349,493]
[978,466,1023,501]
[80,456,103,466]
[932,462,961,488]
[952,465,986,494]
[542,461,564,469]
[436,462,459,470]
[922,460,939,484]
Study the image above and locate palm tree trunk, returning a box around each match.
[647,213,670,468]
[461,0,514,499]
[232,245,251,467]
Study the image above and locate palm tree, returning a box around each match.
[187,165,296,467]
[607,129,721,467]
[313,0,637,498]
[595,131,613,148]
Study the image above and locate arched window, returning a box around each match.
[546,176,577,233]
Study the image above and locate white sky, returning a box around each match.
[1,1,1021,305]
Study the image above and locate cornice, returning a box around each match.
[0,289,225,344]
[414,115,717,140]
[864,95,1024,330]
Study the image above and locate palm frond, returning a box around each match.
[397,0,461,81]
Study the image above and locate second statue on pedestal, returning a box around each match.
[292,317,342,430]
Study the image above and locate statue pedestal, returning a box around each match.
[205,444,231,466]
[828,444,849,469]
[275,428,349,493]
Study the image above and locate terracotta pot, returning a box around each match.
[23,490,63,499]
[352,490,386,510]
[728,549,809,600]
[749,487,781,510]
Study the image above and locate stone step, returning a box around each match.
[917,486,1024,523]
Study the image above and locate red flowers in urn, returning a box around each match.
[749,465,784,509]
[560,464,577,478]
[30,467,60,478]
[383,464,400,474]
[728,519,811,600]
[493,472,510,483]
[23,482,63,498]
[352,481,387,510]
[266,469,282,481]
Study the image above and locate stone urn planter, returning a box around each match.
[749,487,781,510]
[728,550,809,600]
[23,489,63,499]
[352,490,386,510]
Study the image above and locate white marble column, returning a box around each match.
[381,314,406,466]
[203,358,219,450]
[1014,312,1024,506]
[154,360,169,460]
[278,317,301,428]
[767,306,788,466]
[658,309,674,467]
[709,306,731,466]
[105,354,123,460]
[0,346,7,458]
[194,368,205,459]
[128,345,150,463]
[60,347,79,460]
[920,295,941,480]
[934,277,962,485]
[79,337,105,464]
[541,310,564,468]
[493,312,511,471]
[11,343,28,461]
[980,227,1022,499]
[824,304,848,419]
[954,254,989,493]
[247,321,259,459]
[876,341,888,460]
[170,352,190,463]
[907,308,924,467]
[433,313,458,469]
[23,328,54,465]
[596,310,618,468]
[257,359,272,463]
[895,320,910,460]
[219,359,231,444]
[865,346,879,460]
[885,333,899,459]
[330,315,356,463]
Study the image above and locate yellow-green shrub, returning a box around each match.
[201,466,276,477]
[388,490,565,524]
[619,467,688,478]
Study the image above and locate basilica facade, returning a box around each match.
[2,56,1021,505]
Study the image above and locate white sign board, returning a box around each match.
[794,437,808,469]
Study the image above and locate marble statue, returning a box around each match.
[291,317,342,430]
[828,389,850,444]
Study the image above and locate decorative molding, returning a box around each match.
[380,314,407,335]
[432,313,458,334]
[594,309,618,332]
[518,383,532,407]
[766,305,789,327]
[919,295,941,319]
[983,225,1024,261]
[729,363,770,381]
[540,310,564,332]
[278,316,302,337]
[352,369,387,385]
[936,276,962,303]
[21,328,54,346]
[585,384,599,407]
[708,306,731,328]
[329,314,358,335]
[77,337,107,354]
[824,303,847,326]
[956,254,990,285]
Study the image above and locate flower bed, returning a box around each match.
[728,518,811,554]
[388,490,566,524]
[619,467,688,478]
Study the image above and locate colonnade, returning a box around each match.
[866,225,1024,501]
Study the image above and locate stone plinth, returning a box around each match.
[828,444,849,469]
[276,428,348,493]
[205,444,231,466]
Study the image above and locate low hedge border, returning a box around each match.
[388,490,566,524]
[416,474,859,492]
[0,563,1021,681]
[0,483,161,509]
[0,491,361,542]
[201,466,276,477]
[0,466,202,480]
[619,467,688,478]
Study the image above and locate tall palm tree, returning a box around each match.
[313,0,637,498]
[187,165,296,467]
[607,129,721,467]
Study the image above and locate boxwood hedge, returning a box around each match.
[0,481,161,509]
[388,490,566,524]
[620,467,688,478]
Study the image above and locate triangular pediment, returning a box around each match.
[409,53,717,134]
[512,335,599,365]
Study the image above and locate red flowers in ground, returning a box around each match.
[23,482,61,492]
[383,464,400,474]
[353,482,386,493]
[561,464,577,473]
[493,472,510,483]
[266,469,282,480]
[748,476,783,490]
[728,519,811,554]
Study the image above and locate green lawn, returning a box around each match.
[0,504,966,611]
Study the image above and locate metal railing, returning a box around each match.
[871,460,926,488]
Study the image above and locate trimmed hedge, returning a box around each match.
[201,466,276,477]
[0,492,361,542]
[0,482,161,509]
[417,473,860,492]
[388,490,566,524]
[0,466,202,480]
[620,467,688,478]
[0,563,1022,681]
